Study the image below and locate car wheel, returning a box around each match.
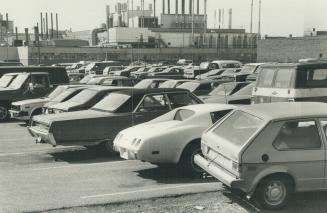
[0,106,10,122]
[180,143,203,174]
[101,140,118,154]
[254,176,293,210]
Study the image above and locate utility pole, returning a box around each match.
[191,0,194,48]
[258,0,262,39]
[250,0,253,33]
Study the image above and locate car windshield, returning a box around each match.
[134,79,152,88]
[239,65,257,74]
[93,93,131,112]
[159,80,176,88]
[68,89,98,104]
[8,74,28,89]
[50,89,76,102]
[177,82,200,92]
[0,75,16,88]
[199,62,210,70]
[79,75,93,84]
[173,109,195,121]
[213,110,264,147]
[47,86,67,99]
[233,83,255,96]
[209,83,235,96]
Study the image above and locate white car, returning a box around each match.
[113,104,235,173]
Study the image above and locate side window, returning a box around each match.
[273,69,294,88]
[306,69,327,88]
[167,92,198,109]
[273,120,321,150]
[210,109,233,123]
[209,63,219,70]
[257,68,276,87]
[137,94,169,112]
[31,75,49,88]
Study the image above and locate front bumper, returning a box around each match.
[28,126,56,146]
[194,154,245,190]
[9,110,29,121]
[114,145,139,160]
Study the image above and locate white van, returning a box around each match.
[252,60,327,103]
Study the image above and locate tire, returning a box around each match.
[254,175,293,210]
[0,106,10,122]
[101,140,118,154]
[179,143,203,174]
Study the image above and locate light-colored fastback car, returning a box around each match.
[195,102,327,210]
[113,104,235,173]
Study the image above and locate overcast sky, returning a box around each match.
[0,0,326,36]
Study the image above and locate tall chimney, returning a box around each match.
[5,13,8,33]
[175,0,178,14]
[197,0,199,15]
[167,0,170,14]
[153,0,156,17]
[228,8,232,29]
[189,0,192,14]
[182,0,185,14]
[24,28,29,45]
[56,13,59,38]
[40,13,43,39]
[258,0,261,37]
[250,0,253,33]
[51,13,54,39]
[15,27,18,40]
[46,13,48,39]
[162,0,165,14]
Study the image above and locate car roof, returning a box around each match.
[114,88,190,96]
[211,60,242,64]
[179,103,236,113]
[239,102,327,121]
[86,86,129,91]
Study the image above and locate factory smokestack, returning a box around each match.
[24,28,29,45]
[175,0,178,14]
[46,13,48,39]
[162,0,165,14]
[51,13,54,39]
[167,0,170,14]
[250,0,253,33]
[182,0,185,14]
[40,13,43,39]
[153,0,156,17]
[189,0,192,14]
[15,27,18,40]
[56,13,59,38]
[258,0,261,37]
[196,0,199,15]
[228,8,232,29]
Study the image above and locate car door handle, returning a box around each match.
[272,91,278,95]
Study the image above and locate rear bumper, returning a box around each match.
[194,154,245,190]
[28,126,56,146]
[9,110,29,121]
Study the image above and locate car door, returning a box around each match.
[253,68,277,103]
[133,93,170,125]
[271,119,325,190]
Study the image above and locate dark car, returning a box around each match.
[46,86,128,114]
[200,82,250,100]
[177,79,229,96]
[146,66,185,79]
[0,69,69,121]
[221,63,264,82]
[204,82,255,105]
[28,88,203,152]
[87,76,136,87]
[110,66,142,77]
[159,79,193,88]
[133,67,166,79]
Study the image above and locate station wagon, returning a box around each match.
[195,102,327,210]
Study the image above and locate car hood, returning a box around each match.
[119,120,181,142]
[49,101,83,111]
[12,98,50,106]
[32,109,111,124]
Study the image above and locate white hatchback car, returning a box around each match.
[113,104,235,172]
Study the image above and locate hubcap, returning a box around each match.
[0,106,8,120]
[264,181,286,206]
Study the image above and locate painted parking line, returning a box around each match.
[80,182,219,199]
[0,147,82,156]
[31,160,133,171]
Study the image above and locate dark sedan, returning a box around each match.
[177,80,229,96]
[146,66,184,79]
[45,86,129,114]
[28,88,203,153]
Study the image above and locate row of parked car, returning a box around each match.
[2,58,327,210]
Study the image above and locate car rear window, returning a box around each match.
[273,68,294,88]
[174,109,195,121]
[212,110,264,147]
[257,68,276,87]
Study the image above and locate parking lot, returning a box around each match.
[1,121,327,213]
